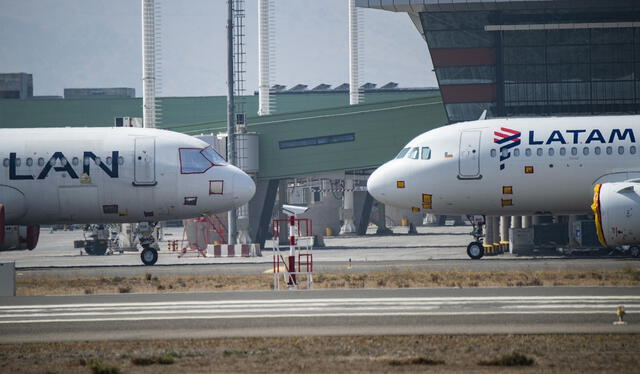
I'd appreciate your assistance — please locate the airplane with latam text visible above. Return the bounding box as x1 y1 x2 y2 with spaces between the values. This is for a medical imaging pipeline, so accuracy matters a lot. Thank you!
0 127 255 265
367 114 640 259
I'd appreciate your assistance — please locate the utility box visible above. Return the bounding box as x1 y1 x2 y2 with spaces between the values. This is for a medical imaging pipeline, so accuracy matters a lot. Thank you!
0 262 16 297
534 223 569 247
509 228 534 253
573 220 601 248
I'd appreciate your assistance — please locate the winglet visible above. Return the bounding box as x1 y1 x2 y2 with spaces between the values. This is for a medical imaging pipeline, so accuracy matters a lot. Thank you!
478 110 488 121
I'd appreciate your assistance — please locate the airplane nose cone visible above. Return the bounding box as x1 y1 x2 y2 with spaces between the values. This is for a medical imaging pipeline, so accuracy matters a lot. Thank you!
367 166 389 205
232 169 256 207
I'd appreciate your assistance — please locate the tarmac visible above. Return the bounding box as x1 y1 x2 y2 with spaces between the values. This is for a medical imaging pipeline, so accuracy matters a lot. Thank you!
1 225 637 278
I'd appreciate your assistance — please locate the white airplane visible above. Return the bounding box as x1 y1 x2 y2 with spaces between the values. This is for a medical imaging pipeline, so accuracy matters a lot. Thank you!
0 127 255 265
367 114 640 259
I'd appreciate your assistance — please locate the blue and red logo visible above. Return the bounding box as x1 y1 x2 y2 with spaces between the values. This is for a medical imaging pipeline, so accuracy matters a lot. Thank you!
494 127 521 170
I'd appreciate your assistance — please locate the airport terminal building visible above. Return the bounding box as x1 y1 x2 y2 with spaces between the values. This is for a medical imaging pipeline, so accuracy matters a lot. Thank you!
359 0 640 122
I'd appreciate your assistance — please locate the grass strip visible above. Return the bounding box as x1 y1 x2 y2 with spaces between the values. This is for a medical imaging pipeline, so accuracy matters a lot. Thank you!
16 266 640 296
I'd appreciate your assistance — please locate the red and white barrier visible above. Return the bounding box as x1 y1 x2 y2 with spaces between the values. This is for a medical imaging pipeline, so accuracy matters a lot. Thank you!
206 244 262 257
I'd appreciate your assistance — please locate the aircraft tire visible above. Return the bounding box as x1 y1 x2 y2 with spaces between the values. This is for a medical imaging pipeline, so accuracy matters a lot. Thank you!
467 241 484 260
630 246 640 258
141 247 158 266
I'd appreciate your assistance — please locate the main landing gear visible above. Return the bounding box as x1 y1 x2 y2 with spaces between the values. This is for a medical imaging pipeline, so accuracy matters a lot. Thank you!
466 215 485 260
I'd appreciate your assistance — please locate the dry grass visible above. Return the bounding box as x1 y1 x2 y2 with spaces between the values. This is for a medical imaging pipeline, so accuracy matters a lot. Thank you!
0 334 637 374
16 266 640 296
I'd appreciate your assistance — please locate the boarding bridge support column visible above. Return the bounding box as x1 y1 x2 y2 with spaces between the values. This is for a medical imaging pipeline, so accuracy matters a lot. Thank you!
500 216 509 252
340 178 356 235
522 216 532 229
491 216 500 245
484 216 496 246
356 192 374 235
500 216 509 242
253 179 279 247
511 216 521 229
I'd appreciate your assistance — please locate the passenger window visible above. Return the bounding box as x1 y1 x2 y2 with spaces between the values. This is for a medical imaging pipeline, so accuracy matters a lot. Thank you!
490 149 496 157
513 148 520 157
38 158 44 167
571 147 577 156
408 147 419 160
618 146 625 155
201 146 227 165
536 148 543 156
118 156 124 165
72 157 79 166
26 158 33 167
525 148 532 157
395 148 410 159
94 157 101 165
15 158 21 167
559 147 566 156
421 147 431 160
2 159 8 167
180 148 213 174
106 157 112 165
548 148 555 156
606 146 613 155
631 146 637 155
84 156 91 166
583 147 589 156
595 146 601 155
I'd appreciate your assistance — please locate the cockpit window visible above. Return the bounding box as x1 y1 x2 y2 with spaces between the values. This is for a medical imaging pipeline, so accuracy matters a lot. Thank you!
408 147 419 160
421 147 431 160
395 148 410 159
180 148 214 174
201 146 227 165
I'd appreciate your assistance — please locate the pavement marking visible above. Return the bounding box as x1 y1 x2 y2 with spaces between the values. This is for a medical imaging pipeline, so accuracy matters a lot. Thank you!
0 310 632 325
2 295 639 310
1 295 637 324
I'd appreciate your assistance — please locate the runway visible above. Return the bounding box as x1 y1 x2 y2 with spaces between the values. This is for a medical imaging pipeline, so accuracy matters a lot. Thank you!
1 287 638 343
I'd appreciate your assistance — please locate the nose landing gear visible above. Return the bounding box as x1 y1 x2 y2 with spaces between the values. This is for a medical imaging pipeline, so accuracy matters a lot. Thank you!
139 223 159 265
466 215 485 260
141 245 158 266
466 241 484 259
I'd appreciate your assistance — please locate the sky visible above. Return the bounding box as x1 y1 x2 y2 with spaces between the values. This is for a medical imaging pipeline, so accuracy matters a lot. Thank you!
0 0 436 97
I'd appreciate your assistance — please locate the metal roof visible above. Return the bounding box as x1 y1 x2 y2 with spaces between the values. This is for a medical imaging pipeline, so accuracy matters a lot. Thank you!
355 0 630 12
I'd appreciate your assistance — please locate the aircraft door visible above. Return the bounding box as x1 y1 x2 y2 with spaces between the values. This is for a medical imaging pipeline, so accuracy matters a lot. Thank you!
458 131 481 179
134 137 157 186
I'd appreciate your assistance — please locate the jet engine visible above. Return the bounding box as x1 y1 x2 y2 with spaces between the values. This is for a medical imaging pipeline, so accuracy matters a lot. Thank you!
0 225 40 251
592 182 640 247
